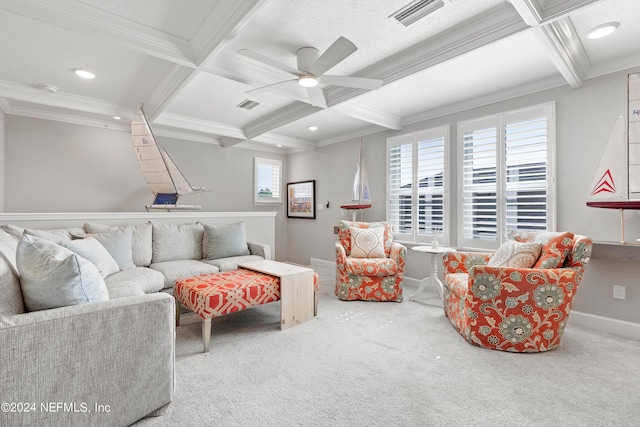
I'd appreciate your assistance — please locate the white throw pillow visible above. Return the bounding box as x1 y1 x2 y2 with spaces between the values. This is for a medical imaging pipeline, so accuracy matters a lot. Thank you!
16 234 109 312
349 226 386 258
60 237 120 278
487 240 542 268
89 228 135 270
84 222 152 267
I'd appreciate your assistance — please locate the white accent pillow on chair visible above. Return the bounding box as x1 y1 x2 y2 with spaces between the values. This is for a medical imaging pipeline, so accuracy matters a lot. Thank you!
349 226 386 258
487 240 542 268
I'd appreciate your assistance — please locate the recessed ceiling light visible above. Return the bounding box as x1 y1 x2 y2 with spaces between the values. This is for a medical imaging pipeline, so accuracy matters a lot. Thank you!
587 22 620 39
73 68 96 79
307 125 318 131
277 144 283 147
113 116 122 120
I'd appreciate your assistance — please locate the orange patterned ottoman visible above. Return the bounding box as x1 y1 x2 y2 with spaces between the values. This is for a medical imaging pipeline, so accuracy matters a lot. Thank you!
175 268 319 353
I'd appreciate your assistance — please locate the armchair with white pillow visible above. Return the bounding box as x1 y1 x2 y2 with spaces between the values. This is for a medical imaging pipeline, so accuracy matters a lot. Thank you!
442 231 592 352
335 220 406 302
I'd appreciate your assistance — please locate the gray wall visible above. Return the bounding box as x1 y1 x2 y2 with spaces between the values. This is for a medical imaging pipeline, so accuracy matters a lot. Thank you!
3 116 288 260
3 67 640 327
286 67 640 326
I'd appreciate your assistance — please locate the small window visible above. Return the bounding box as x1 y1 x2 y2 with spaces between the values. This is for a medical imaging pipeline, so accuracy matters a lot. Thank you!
254 158 282 204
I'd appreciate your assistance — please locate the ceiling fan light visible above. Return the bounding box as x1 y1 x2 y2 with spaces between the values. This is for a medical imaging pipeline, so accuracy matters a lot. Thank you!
299 74 318 88
587 22 619 39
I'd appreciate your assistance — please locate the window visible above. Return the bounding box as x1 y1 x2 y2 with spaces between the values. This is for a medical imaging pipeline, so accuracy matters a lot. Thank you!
387 126 449 244
458 103 555 249
254 158 282 204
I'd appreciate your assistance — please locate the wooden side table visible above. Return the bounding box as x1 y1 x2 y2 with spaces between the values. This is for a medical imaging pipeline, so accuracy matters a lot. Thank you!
409 245 456 305
239 260 315 329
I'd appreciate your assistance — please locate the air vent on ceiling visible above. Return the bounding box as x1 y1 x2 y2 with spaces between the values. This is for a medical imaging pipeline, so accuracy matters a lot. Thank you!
236 99 260 110
389 0 445 27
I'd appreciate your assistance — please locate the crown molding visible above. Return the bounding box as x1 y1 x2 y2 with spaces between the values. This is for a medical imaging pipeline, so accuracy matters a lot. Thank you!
316 124 386 147
510 0 599 24
402 75 568 126
143 65 197 121
2 0 196 66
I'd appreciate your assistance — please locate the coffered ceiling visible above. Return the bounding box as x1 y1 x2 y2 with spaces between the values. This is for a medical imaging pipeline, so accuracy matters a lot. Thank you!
0 0 638 153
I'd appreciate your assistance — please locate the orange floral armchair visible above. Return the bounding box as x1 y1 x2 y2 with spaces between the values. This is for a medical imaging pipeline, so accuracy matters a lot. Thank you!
335 220 406 302
442 231 592 352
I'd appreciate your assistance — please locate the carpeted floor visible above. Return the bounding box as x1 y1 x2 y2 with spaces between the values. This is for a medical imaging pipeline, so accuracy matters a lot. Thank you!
134 262 640 427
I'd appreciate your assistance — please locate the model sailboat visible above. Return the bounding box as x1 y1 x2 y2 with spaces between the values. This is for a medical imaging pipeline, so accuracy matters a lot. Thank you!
341 139 372 221
130 108 208 211
586 73 640 242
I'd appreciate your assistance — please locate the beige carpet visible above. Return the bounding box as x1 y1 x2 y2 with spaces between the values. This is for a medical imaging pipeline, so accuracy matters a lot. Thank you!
134 263 640 426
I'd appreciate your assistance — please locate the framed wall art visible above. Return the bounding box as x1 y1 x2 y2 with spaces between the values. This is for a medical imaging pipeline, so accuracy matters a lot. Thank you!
287 180 316 219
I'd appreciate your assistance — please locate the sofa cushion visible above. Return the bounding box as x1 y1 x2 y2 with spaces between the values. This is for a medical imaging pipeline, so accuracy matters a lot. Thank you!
349 225 386 258
89 228 135 271
60 236 120 278
202 222 250 260
344 257 398 277
0 229 19 274
105 280 145 299
105 267 165 294
85 222 152 267
149 260 219 288
16 234 109 311
487 240 542 268
152 222 204 263
202 254 264 272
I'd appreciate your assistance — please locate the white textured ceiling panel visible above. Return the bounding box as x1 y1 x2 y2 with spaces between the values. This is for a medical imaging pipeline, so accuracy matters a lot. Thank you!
78 0 216 40
0 10 173 108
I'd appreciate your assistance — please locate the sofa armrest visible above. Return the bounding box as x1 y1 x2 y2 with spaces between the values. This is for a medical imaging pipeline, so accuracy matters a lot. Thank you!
247 241 271 260
389 242 407 263
335 241 347 267
0 293 175 427
443 251 492 275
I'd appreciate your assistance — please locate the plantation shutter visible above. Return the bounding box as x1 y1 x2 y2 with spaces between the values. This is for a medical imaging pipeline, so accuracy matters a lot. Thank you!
417 132 445 238
387 127 448 243
254 158 282 204
388 136 414 240
460 118 498 249
458 103 554 249
504 108 549 233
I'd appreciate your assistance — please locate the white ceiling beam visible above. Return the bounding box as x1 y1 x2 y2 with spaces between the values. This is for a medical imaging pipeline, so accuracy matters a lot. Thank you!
243 103 323 140
331 102 402 131
510 0 594 89
1 0 196 66
154 112 316 151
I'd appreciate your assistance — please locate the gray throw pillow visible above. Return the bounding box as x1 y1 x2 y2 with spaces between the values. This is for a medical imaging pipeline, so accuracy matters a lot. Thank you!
151 222 204 263
16 234 109 312
203 222 250 260
89 228 135 270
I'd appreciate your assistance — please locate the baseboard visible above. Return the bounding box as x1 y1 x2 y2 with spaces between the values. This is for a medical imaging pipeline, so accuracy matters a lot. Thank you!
570 311 640 341
309 258 640 341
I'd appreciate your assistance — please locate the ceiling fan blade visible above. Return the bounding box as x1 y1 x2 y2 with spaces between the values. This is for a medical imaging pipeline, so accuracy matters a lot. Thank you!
309 36 357 76
237 49 300 76
306 87 326 108
246 79 298 95
319 75 383 90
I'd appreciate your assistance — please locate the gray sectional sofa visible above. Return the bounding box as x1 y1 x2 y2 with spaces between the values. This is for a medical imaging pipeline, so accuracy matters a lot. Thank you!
0 220 271 426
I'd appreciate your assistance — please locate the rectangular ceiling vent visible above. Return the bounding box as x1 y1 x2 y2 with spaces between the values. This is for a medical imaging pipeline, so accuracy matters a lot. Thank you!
389 0 445 27
236 99 260 110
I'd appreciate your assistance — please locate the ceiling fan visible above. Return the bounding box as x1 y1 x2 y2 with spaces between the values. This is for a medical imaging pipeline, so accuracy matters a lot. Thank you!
238 36 383 108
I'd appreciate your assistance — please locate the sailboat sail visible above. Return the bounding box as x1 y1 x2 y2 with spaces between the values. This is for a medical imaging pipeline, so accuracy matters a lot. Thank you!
352 143 371 204
131 108 205 209
586 73 640 209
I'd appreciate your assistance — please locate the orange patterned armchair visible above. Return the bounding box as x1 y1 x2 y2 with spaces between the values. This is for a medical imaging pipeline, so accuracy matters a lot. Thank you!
335 220 406 302
442 231 592 352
